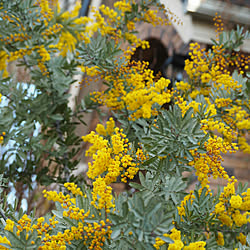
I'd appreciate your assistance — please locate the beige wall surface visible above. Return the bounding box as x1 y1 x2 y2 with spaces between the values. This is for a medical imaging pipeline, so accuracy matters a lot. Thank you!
161 0 250 52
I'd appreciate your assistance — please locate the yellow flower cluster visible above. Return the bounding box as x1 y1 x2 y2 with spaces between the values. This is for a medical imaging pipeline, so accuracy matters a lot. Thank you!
99 5 118 25
62 205 90 221
1 42 54 77
81 65 102 78
113 0 132 12
124 76 172 120
40 230 73 249
37 46 51 62
177 190 195 221
9 48 33 61
166 228 184 249
154 237 166 250
154 228 206 250
1 0 89 74
32 215 58 235
0 50 9 78
81 0 168 48
92 62 172 120
83 220 112 250
213 177 250 232
44 184 112 249
0 131 5 144
57 31 77 57
213 13 250 72
185 43 211 84
124 33 150 48
175 88 246 193
185 42 242 93
82 118 145 210
216 232 224 246
91 177 114 211
0 32 30 45
201 118 237 143
15 214 32 236
52 2 89 56
4 219 14 232
190 136 237 187
154 228 183 249
4 214 59 248
43 189 76 209
183 241 206 249
230 195 242 209
36 0 54 26
237 233 247 245
238 136 250 154
182 32 249 157
91 7 117 37
175 97 200 116
0 12 30 57
176 178 249 247
0 236 11 249
182 87 250 154
221 104 250 152
3 182 113 249
215 97 232 108
103 0 173 42
64 182 83 196
175 81 191 92
41 23 63 38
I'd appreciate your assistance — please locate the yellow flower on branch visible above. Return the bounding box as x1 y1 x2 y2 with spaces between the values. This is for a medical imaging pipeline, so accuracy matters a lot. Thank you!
183 241 206 249
82 118 145 210
0 236 11 249
216 232 224 246
4 219 14 232
0 50 9 78
230 195 242 209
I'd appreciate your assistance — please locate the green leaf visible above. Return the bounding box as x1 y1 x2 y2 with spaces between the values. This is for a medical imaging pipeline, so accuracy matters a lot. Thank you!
147 203 161 219
49 114 64 121
138 230 144 242
158 236 174 244
129 182 143 190
122 202 129 217
111 229 121 239
4 231 25 249
139 172 145 187
52 210 63 219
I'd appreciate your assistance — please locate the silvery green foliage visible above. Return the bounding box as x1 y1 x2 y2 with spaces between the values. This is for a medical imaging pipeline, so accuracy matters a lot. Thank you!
141 106 207 175
0 0 98 187
0 0 249 249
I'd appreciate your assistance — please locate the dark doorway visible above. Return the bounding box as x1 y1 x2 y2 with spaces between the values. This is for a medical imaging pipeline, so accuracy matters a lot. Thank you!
131 37 168 78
